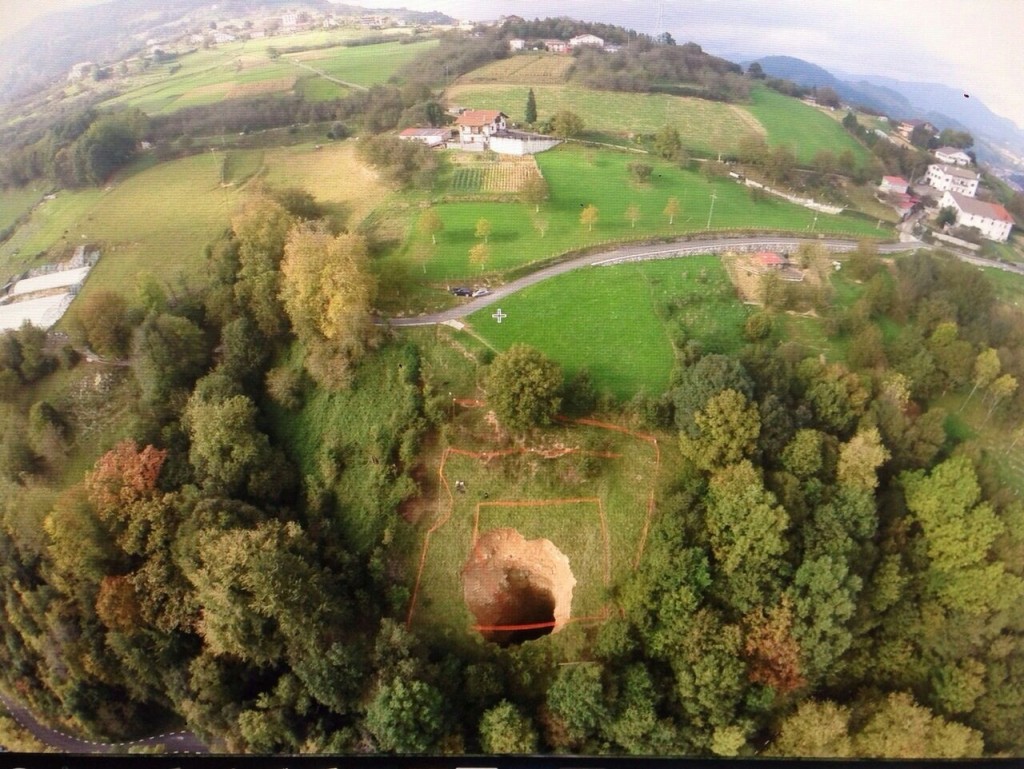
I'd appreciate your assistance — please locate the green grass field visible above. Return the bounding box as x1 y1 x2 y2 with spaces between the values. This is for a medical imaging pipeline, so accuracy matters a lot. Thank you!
285 39 439 87
384 145 886 294
102 36 436 115
0 186 46 233
445 83 763 155
743 86 870 166
409 417 659 646
461 256 747 399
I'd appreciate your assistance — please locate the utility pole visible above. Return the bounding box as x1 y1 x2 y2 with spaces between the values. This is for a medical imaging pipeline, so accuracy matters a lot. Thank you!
706 191 717 230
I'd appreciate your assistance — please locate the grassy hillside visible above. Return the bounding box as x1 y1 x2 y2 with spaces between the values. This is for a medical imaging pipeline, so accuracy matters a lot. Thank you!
743 85 870 165
464 256 746 398
101 36 438 115
445 83 763 155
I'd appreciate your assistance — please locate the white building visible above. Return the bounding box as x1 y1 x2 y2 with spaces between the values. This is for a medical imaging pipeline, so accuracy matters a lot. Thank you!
508 38 526 51
569 34 604 48
935 146 972 166
489 130 561 156
454 110 508 148
926 163 979 197
941 190 1014 242
398 127 449 147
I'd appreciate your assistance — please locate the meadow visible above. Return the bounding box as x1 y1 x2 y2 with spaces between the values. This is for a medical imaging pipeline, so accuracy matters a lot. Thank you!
445 82 763 155
383 144 887 295
101 36 437 114
457 53 575 85
744 86 870 165
461 256 746 399
0 185 46 233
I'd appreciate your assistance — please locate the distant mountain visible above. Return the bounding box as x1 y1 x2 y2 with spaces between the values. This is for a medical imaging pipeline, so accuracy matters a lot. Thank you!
749 55 1024 165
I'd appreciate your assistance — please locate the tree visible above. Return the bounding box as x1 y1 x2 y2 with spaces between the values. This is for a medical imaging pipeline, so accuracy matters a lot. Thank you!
852 692 983 758
625 203 641 228
705 461 789 612
551 110 584 138
479 701 537 753
653 125 683 161
768 700 852 757
73 290 132 358
580 204 599 232
485 344 563 432
280 224 378 390
418 209 444 245
747 62 765 79
546 664 607 748
679 389 760 471
627 161 653 184
664 196 680 225
475 217 492 244
520 175 548 212
985 373 1017 421
936 206 957 228
960 347 1000 412
837 427 890 491
469 243 490 271
938 128 973 149
789 555 861 681
131 312 210 408
366 676 444 753
232 194 296 339
743 597 805 693
525 87 537 124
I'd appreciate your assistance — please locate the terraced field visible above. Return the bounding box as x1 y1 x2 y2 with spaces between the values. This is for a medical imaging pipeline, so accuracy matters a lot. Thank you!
457 53 574 84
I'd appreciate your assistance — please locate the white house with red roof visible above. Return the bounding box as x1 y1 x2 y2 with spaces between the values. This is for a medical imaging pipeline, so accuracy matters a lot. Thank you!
454 110 508 148
927 163 979 197
941 190 1014 242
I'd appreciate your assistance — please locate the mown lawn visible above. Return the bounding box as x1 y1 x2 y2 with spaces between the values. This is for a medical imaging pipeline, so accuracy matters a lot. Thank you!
445 82 763 155
386 145 886 291
742 86 870 166
287 38 439 87
462 256 747 399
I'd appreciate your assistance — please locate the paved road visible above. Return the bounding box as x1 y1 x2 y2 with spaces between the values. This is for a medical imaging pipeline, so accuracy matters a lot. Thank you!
0 693 208 754
387 235 926 327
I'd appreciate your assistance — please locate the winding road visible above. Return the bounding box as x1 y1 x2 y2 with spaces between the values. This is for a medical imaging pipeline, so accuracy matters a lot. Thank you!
0 693 208 754
387 235 929 327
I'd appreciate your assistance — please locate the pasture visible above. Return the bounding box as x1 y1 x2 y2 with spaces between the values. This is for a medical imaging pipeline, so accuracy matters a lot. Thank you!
742 86 870 165
283 38 439 87
386 144 885 291
463 256 746 399
0 186 46 233
444 83 764 155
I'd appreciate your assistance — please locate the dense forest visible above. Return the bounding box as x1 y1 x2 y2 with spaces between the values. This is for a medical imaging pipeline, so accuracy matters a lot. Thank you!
1 200 1023 754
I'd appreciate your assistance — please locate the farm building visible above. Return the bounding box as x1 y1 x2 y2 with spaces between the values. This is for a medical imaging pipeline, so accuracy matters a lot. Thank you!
508 38 526 51
543 39 568 53
569 34 604 48
940 190 1014 242
926 164 979 197
398 127 450 147
0 247 98 331
455 110 508 149
754 251 790 270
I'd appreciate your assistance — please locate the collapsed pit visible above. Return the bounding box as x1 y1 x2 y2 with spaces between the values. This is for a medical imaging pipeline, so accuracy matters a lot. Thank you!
462 527 576 646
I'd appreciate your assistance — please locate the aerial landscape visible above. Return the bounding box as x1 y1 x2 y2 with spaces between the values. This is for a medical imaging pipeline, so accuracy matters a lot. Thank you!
2 0 1024 759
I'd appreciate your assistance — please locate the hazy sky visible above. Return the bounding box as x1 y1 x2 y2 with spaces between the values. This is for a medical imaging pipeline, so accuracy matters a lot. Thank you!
5 0 1022 127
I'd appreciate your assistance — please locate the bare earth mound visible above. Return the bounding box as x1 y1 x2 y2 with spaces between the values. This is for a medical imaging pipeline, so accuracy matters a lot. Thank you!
462 528 576 645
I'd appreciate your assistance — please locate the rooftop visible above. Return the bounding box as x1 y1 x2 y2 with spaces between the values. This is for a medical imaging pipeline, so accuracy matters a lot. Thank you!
455 110 506 127
931 164 978 180
947 191 1014 223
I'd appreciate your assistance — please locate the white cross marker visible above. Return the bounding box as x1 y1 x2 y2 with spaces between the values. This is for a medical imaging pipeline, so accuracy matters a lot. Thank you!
492 308 507 323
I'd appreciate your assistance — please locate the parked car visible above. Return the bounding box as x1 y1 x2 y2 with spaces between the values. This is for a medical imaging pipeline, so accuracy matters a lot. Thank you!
450 286 472 296
471 288 491 298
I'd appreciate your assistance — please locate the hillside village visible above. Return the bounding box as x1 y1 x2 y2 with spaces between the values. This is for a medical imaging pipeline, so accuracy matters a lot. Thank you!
1 4 1024 761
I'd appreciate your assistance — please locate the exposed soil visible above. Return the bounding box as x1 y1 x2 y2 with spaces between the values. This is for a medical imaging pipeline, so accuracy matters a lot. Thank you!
462 528 575 646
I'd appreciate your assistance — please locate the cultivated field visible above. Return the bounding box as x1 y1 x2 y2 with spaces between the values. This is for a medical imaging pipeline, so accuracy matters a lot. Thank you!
457 53 575 85
464 256 748 398
448 155 542 194
445 83 763 155
743 86 870 165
